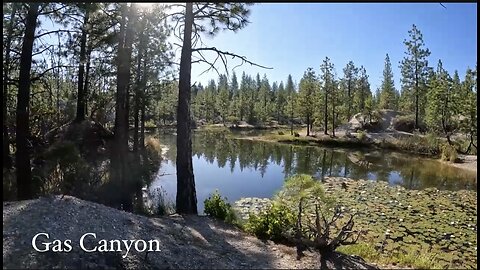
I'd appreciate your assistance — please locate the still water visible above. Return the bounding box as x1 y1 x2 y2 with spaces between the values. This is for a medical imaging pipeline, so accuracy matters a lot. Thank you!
149 130 477 213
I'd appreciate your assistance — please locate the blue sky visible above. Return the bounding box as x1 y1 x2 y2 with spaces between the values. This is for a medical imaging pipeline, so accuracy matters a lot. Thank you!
189 3 477 91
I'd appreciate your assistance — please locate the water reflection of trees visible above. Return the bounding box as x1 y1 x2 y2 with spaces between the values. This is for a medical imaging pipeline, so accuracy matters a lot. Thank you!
160 131 476 191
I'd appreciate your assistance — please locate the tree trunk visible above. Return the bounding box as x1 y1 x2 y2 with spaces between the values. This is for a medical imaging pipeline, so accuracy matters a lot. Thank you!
306 114 310 136
75 6 90 123
290 99 294 135
133 84 140 153
16 3 39 200
139 46 148 151
347 79 351 121
332 100 336 137
3 4 17 169
140 100 145 150
84 43 92 116
133 20 146 152
414 62 419 130
176 2 198 214
112 4 135 210
56 35 62 123
324 90 328 135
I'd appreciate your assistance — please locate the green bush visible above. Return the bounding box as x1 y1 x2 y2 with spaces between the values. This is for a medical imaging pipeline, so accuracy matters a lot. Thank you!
357 130 367 141
204 190 237 224
394 133 441 156
243 201 296 241
441 143 458 163
244 174 334 242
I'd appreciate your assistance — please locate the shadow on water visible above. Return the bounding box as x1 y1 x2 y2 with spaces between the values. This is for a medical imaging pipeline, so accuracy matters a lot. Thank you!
3 135 162 216
151 130 477 213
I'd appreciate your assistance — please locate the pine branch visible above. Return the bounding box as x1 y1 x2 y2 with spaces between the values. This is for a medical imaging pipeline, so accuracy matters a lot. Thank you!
192 47 272 76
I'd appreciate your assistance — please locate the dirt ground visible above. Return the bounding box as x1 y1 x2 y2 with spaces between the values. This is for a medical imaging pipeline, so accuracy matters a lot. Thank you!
3 196 384 269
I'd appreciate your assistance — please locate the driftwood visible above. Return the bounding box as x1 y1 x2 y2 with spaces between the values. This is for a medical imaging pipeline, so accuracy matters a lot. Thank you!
283 198 364 269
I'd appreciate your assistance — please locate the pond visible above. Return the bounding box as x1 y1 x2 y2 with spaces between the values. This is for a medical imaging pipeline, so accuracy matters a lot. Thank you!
149 130 477 214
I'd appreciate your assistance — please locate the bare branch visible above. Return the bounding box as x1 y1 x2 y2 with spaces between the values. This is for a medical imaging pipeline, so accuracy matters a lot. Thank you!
192 47 272 75
31 65 76 82
192 3 209 16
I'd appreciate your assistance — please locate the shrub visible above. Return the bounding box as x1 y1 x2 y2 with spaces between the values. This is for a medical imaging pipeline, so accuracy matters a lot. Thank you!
38 140 90 195
147 187 175 216
393 133 441 156
393 115 414 132
425 132 440 149
356 130 367 141
244 175 335 242
243 201 296 241
204 190 237 224
145 136 162 155
441 144 458 163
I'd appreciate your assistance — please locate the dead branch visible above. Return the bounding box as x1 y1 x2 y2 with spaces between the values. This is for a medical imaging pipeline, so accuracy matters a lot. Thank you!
192 47 272 76
285 199 362 260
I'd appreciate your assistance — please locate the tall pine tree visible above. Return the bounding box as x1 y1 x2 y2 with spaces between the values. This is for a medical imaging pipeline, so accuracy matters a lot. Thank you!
399 24 431 129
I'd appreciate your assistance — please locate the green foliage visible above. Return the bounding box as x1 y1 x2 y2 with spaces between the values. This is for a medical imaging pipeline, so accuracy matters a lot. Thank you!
393 114 426 133
156 81 178 125
152 188 175 216
35 140 90 196
440 143 458 163
244 175 335 242
243 201 296 241
357 130 367 141
388 133 440 156
337 243 379 261
354 66 371 114
297 67 318 129
378 54 399 110
341 61 358 120
338 243 442 269
204 190 238 224
425 60 456 134
399 24 431 125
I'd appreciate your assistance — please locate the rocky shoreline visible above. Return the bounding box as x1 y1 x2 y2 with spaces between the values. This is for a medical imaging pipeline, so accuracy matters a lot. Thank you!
233 177 477 269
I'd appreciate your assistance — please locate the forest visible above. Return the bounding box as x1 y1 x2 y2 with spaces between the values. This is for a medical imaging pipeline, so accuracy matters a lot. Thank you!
2 3 478 270
2 3 477 209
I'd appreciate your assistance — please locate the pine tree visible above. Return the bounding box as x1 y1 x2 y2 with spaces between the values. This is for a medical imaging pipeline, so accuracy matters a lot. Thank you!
320 57 334 135
216 74 229 124
458 66 477 153
284 74 296 134
275 81 286 123
297 68 318 136
174 3 254 214
379 53 398 110
399 24 431 129
426 60 454 142
354 65 371 114
254 74 272 124
15 3 40 199
341 61 358 120
330 78 340 136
